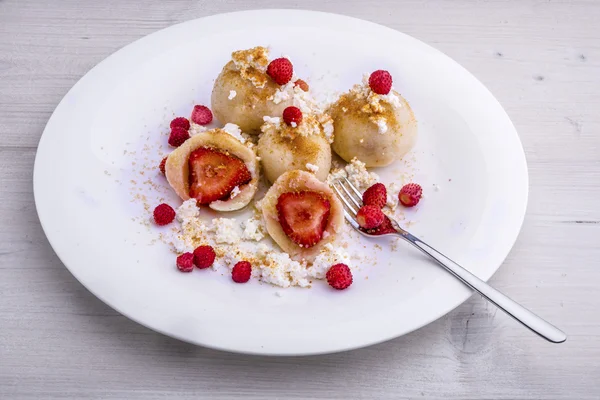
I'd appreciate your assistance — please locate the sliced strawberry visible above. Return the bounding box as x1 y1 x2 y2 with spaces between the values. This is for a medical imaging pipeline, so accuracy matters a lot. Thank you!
276 191 330 248
188 147 251 204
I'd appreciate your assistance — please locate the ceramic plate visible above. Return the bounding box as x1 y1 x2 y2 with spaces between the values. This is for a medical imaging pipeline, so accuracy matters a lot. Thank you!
34 10 527 355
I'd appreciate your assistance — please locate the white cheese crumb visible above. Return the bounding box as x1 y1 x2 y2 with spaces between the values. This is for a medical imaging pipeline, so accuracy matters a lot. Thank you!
176 199 200 222
291 122 297 128
261 252 310 288
271 82 294 104
228 90 237 100
222 123 246 144
208 218 242 244
328 157 379 191
241 217 265 241
263 116 281 124
305 163 319 173
189 122 208 136
308 243 352 279
230 186 241 199
375 117 388 134
386 182 401 210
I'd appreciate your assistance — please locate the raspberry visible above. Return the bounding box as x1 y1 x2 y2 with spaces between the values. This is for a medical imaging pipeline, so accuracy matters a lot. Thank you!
191 105 213 125
362 183 387 209
398 183 422 207
267 58 293 85
176 253 194 272
356 205 385 229
170 117 190 130
193 245 216 269
294 79 309 91
232 261 252 283
282 106 302 126
168 127 190 147
326 263 353 290
153 203 175 226
368 70 393 95
159 157 167 175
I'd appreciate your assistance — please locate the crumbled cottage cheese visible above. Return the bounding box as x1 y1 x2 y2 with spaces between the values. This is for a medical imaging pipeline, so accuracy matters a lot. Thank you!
374 117 388 134
189 122 208 136
208 218 242 245
307 243 352 279
263 115 281 125
176 199 200 222
386 182 401 210
327 157 379 191
260 252 310 288
241 216 265 241
305 163 319 173
228 90 237 100
270 81 294 104
222 123 246 144
231 46 269 88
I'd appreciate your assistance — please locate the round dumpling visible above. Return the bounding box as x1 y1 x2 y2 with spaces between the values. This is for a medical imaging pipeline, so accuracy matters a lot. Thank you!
330 83 417 167
165 129 259 211
261 170 344 262
257 113 333 183
211 47 294 134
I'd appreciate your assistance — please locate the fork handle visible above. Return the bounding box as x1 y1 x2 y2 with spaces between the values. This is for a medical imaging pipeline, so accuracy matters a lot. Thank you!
397 231 567 343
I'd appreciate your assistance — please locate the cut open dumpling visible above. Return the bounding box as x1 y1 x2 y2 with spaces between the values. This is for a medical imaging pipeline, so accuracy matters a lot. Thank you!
165 129 259 211
262 170 344 261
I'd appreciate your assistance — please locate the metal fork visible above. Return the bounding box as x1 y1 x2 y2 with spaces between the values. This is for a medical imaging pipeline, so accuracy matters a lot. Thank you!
332 177 567 343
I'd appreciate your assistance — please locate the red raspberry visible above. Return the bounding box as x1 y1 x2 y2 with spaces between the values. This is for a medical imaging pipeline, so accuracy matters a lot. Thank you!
267 58 293 85
168 127 190 147
176 253 194 272
294 79 309 91
368 70 393 95
282 106 303 126
399 183 422 207
170 117 190 130
159 157 167 175
356 205 385 229
191 105 213 125
232 261 252 283
326 263 353 290
153 203 175 226
362 183 387 209
193 245 216 269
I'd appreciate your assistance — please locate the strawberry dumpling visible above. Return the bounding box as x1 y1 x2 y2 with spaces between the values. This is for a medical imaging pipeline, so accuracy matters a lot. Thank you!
329 70 417 167
211 46 296 134
165 129 260 211
261 170 344 261
257 106 333 184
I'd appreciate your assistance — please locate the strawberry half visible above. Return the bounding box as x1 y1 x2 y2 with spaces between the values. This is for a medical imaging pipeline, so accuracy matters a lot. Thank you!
188 147 251 204
276 191 331 248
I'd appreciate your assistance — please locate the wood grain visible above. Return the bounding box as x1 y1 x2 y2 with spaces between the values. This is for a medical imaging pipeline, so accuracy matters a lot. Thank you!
1 0 599 399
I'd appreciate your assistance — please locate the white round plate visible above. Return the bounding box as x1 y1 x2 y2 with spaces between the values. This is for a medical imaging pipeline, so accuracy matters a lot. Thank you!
34 10 527 355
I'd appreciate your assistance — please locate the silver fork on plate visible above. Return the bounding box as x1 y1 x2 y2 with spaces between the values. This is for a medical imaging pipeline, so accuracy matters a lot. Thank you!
332 177 567 343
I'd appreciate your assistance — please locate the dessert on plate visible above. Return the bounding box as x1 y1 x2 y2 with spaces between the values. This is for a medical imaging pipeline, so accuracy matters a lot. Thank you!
329 70 418 167
257 106 333 183
212 46 307 134
165 128 259 211
261 170 344 261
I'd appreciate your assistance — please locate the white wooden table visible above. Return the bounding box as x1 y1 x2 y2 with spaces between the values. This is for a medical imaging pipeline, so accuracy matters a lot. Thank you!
1 1 599 398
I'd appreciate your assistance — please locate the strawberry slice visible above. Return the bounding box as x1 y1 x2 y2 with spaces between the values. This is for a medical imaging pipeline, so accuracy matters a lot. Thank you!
188 147 251 204
276 191 330 248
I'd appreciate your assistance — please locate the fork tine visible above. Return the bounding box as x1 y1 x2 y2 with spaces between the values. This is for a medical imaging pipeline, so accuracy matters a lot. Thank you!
343 209 360 229
332 182 358 215
338 181 362 210
342 176 364 201
332 182 361 228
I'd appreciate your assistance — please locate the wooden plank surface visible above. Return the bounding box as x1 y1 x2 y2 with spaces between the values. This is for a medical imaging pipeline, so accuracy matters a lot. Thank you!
1 0 599 398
